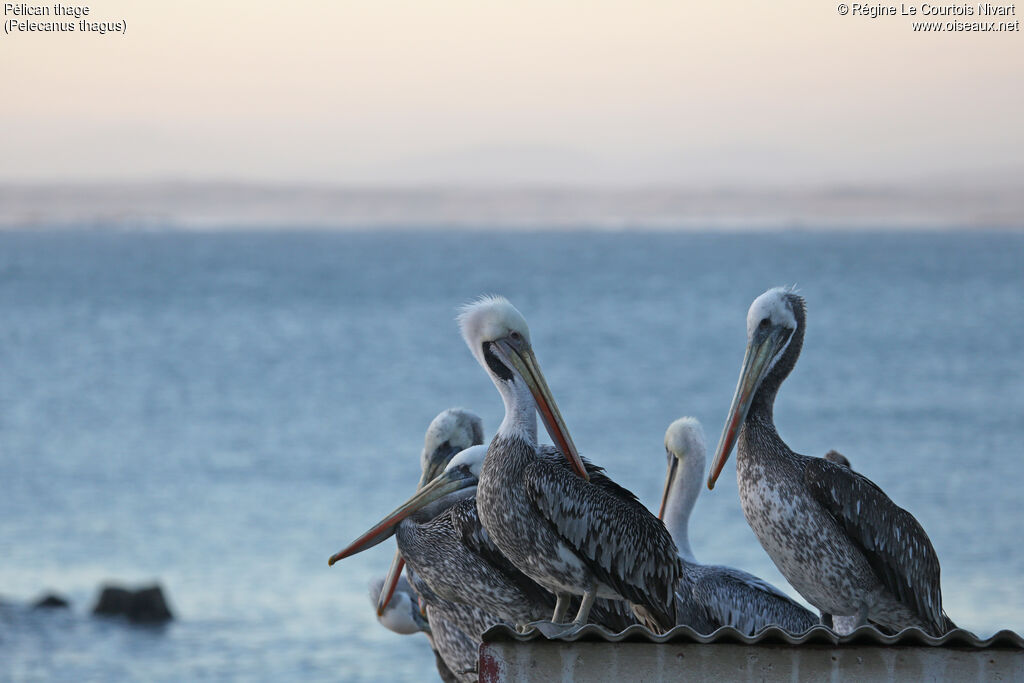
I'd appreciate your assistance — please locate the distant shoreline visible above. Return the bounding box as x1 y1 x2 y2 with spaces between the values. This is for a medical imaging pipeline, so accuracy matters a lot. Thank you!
1 182 1022 231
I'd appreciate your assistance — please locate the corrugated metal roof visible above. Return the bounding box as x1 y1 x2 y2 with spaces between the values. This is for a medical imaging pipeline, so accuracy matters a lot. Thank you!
483 623 1024 649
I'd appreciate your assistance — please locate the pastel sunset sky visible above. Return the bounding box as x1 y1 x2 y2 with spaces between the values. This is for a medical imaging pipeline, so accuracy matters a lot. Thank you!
2 1 1021 185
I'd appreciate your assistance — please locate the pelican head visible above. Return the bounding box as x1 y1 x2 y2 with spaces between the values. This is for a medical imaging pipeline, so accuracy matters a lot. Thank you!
708 287 806 489
457 295 588 480
373 408 485 616
328 445 488 567
420 408 485 488
660 418 706 517
369 575 430 635
659 417 705 562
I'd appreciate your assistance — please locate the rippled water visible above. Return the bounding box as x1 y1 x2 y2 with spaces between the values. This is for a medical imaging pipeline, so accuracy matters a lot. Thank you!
0 229 1021 681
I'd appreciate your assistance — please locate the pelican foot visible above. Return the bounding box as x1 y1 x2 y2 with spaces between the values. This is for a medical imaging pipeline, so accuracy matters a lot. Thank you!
533 620 586 639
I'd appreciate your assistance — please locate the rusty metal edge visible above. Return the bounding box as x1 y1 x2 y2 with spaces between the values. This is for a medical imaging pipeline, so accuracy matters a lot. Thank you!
482 623 1024 649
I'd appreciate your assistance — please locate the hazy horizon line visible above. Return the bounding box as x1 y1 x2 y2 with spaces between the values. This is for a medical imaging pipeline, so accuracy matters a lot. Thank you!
1 180 1021 231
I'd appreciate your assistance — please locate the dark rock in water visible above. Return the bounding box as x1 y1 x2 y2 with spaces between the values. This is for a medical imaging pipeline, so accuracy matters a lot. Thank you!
94 586 132 616
33 593 70 609
129 586 173 623
93 584 173 623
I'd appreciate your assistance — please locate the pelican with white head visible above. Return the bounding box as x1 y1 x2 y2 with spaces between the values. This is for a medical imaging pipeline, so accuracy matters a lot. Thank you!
709 287 804 489
659 417 817 634
706 287 955 636
457 295 588 480
327 408 484 616
459 295 682 632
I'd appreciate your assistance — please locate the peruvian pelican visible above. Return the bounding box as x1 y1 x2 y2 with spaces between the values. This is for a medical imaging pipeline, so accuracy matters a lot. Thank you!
332 445 553 627
707 287 955 636
659 417 818 635
335 444 638 632
338 408 494 682
458 296 682 631
371 408 485 616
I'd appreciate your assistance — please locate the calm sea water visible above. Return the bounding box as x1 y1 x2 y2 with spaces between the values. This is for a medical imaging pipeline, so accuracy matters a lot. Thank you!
0 229 1022 681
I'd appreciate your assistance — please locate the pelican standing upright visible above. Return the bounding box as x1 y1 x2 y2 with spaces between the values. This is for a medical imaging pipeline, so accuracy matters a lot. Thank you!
708 287 955 636
458 296 682 632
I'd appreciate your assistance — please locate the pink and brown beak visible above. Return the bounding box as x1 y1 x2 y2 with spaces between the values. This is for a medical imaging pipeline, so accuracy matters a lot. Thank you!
493 339 589 481
375 550 406 616
328 465 477 566
368 447 471 613
708 325 790 489
375 468 451 614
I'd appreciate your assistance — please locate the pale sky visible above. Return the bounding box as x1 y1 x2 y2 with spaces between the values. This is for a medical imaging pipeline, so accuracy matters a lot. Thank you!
1 1 1021 186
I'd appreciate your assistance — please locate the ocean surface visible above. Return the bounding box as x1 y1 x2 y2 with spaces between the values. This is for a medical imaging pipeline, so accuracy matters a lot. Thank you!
0 229 1022 681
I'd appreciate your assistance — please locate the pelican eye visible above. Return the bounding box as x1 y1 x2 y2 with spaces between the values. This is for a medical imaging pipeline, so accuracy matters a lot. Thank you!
482 342 514 382
758 318 771 330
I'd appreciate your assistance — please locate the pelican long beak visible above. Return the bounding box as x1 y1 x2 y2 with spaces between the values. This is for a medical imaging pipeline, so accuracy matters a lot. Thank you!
708 327 790 489
494 340 589 481
328 467 477 566
373 453 457 615
658 456 679 519
376 551 407 616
